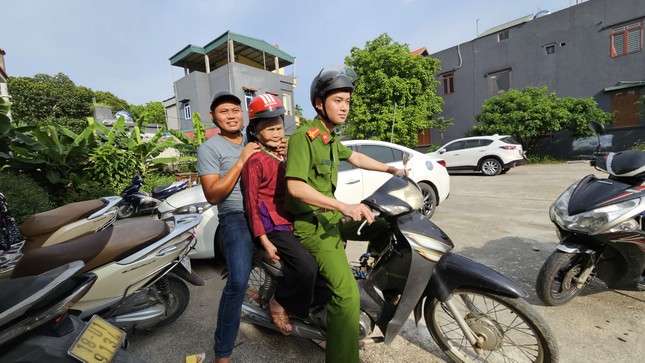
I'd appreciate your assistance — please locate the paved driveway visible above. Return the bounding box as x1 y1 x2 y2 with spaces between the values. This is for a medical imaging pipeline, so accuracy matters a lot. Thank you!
128 163 644 362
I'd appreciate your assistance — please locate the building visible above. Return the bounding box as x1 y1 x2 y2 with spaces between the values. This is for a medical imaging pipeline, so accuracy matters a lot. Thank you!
0 49 10 105
429 0 644 156
167 31 296 137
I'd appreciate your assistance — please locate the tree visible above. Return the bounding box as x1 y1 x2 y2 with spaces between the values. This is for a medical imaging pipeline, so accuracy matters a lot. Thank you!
345 34 443 147
473 86 612 153
129 101 166 127
8 73 94 123
93 90 129 112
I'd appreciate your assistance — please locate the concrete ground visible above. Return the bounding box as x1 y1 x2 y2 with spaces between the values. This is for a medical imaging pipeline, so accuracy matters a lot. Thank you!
127 163 644 362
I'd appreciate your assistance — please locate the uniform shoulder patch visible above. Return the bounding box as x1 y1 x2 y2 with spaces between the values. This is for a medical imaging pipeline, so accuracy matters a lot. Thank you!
306 127 320 140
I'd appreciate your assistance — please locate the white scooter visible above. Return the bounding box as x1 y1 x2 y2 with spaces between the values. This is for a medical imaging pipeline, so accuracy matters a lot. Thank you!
10 213 203 332
0 196 121 278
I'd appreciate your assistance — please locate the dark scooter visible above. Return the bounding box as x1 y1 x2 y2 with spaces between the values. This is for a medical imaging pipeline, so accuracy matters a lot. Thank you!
0 261 143 362
536 121 645 305
238 175 558 362
117 175 189 219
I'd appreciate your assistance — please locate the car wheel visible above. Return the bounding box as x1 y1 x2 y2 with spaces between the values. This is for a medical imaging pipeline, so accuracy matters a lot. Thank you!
419 182 437 219
480 158 502 176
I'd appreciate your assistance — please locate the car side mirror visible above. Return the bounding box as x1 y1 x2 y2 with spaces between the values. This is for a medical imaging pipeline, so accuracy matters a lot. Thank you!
402 152 412 167
438 148 446 154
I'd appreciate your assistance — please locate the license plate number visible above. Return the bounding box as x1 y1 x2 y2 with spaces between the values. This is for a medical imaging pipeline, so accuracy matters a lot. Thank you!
68 315 125 363
180 255 192 273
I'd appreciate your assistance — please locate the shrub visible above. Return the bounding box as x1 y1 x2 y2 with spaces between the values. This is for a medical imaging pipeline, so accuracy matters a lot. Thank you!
0 172 54 224
139 172 178 194
526 154 562 164
632 142 645 152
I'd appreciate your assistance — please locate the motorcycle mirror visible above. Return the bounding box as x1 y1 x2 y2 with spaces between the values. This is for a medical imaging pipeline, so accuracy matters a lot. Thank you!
587 120 605 135
587 120 605 154
402 152 411 167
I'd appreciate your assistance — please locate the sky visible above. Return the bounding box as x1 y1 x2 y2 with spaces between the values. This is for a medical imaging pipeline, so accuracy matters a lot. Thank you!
2 0 580 119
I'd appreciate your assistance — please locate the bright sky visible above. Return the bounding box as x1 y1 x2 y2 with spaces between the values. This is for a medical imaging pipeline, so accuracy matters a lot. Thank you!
3 0 577 118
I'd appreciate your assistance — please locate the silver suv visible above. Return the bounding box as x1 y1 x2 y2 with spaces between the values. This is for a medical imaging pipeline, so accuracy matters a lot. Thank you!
431 135 525 176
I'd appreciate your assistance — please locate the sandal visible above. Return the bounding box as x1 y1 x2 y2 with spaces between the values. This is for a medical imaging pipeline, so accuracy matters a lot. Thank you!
269 297 292 335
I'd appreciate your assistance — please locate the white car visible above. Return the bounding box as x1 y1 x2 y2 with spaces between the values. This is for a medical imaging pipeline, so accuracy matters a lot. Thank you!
430 135 526 176
159 140 450 260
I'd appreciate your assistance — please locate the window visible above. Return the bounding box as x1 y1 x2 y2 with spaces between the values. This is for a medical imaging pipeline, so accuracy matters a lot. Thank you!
442 73 455 95
445 140 465 152
183 102 191 120
498 30 509 42
243 88 257 107
359 145 401 164
611 21 642 57
464 139 482 149
489 69 511 95
545 44 555 55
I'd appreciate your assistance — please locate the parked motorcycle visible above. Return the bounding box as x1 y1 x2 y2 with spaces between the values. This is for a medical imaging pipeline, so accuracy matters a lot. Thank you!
239 175 558 362
0 196 121 278
117 175 190 219
536 121 645 306
10 213 203 332
0 260 142 362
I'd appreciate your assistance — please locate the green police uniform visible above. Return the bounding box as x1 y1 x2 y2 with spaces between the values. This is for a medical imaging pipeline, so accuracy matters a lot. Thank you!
285 118 386 363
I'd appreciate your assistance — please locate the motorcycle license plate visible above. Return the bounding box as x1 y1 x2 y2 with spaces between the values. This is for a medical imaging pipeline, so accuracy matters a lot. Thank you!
68 315 125 363
180 255 192 273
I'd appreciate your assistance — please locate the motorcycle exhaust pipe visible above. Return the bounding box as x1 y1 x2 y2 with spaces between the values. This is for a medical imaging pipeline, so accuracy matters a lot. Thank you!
241 304 325 341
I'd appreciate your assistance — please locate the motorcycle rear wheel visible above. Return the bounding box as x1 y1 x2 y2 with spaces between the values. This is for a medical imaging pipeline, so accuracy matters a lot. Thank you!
154 274 190 328
245 265 275 309
536 251 590 306
425 289 558 363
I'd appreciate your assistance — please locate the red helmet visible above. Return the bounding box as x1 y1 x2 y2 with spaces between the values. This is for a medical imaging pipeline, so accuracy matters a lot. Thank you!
248 94 285 121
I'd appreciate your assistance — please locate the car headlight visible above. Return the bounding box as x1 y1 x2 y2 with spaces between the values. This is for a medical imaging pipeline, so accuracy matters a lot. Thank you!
555 197 641 234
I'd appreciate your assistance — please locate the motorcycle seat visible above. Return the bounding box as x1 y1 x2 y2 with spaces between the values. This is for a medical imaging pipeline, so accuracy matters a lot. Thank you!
606 151 645 178
152 180 187 195
20 199 107 239
11 220 170 278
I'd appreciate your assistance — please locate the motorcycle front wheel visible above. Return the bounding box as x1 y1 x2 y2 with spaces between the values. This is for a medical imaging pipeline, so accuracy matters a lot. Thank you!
117 203 135 219
425 289 558 363
536 251 591 306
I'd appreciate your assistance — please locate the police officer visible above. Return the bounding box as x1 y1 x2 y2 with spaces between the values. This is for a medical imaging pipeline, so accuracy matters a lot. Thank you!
285 67 405 363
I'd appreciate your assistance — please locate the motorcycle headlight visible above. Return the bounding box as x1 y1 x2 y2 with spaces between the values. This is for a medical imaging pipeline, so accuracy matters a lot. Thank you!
557 197 641 234
380 183 424 215
550 181 579 226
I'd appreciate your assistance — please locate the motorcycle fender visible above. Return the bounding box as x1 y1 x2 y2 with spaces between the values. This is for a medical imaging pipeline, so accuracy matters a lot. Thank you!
427 252 528 301
555 237 596 254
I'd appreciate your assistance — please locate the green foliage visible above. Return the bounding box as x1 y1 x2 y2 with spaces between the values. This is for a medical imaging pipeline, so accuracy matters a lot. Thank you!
93 91 129 112
2 120 96 186
525 154 562 164
129 101 166 127
139 172 177 194
7 73 94 123
85 143 137 191
633 142 645 151
91 115 178 177
166 112 206 172
345 33 443 147
473 86 612 153
0 172 54 224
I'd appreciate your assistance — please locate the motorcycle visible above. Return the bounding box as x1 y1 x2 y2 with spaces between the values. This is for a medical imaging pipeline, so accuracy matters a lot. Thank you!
0 196 121 278
240 175 559 362
0 261 142 362
10 213 204 332
536 121 645 305
117 175 190 219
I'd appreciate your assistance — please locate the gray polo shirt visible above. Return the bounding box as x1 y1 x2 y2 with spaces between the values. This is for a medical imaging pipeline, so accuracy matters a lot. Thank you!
196 134 244 216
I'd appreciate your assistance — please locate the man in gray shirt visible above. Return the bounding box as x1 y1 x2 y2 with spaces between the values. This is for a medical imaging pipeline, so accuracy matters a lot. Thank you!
197 91 260 363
